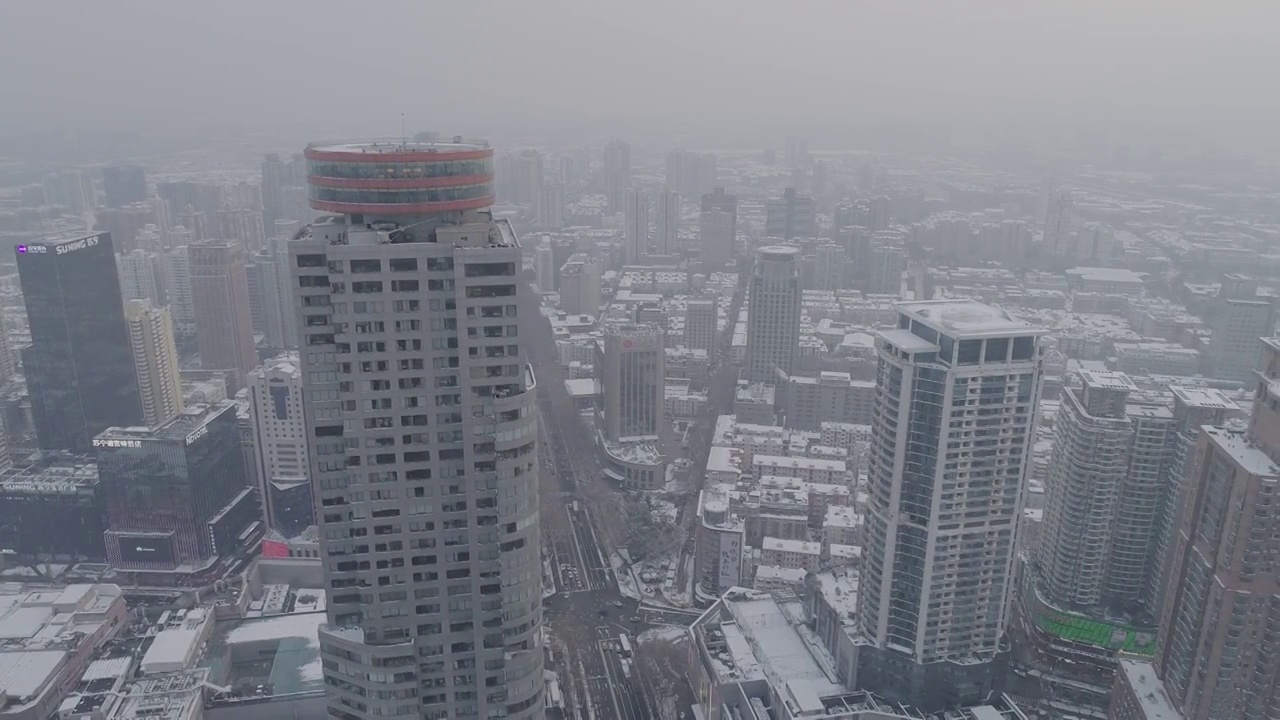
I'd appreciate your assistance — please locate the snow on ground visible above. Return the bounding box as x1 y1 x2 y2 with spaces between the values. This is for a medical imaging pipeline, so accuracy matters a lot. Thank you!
638 625 688 644
0 566 37 577
611 551 643 602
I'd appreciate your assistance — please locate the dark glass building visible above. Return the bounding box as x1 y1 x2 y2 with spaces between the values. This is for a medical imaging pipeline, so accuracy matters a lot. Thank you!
17 232 143 452
96 401 257 572
0 461 105 561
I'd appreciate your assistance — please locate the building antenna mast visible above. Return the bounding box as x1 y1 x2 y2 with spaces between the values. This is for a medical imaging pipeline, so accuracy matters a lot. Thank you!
400 113 407 150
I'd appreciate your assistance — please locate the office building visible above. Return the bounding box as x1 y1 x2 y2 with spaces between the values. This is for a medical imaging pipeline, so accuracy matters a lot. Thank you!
654 189 681 256
291 139 543 720
96 402 257 573
17 232 143 452
868 244 907 295
159 245 196 335
116 248 164 306
780 371 875 430
1148 337 1280 719
247 249 295 351
42 169 96 214
745 246 802 383
856 300 1045 709
1204 276 1275 382
248 354 312 538
124 299 185 429
603 137 631 214
559 253 602 316
699 187 738 269
684 298 717 359
0 462 105 560
1036 371 1176 616
692 490 743 605
765 187 817 239
102 164 148 208
190 241 257 391
597 324 665 441
625 187 650 263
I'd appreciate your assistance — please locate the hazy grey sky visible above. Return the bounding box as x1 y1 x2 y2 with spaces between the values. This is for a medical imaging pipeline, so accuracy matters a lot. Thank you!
2 1 1275 149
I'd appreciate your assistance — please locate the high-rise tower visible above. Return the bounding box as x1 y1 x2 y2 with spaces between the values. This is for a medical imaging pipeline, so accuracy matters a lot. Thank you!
1143 337 1280 719
124 299 185 429
190 240 257 391
291 139 543 720
744 246 802 384
856 300 1045 709
17 232 143 451
248 353 311 537
654 189 681 256
699 187 738 269
624 187 650 264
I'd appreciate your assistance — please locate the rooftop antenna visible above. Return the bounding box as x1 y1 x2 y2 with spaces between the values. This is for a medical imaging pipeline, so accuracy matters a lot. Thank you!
400 113 407 150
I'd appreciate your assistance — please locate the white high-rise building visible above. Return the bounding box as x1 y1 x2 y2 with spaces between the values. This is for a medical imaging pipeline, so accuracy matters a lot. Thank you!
603 137 631 215
654 189 681 256
624 187 650 264
559 254 601 317
116 249 164 306
855 300 1045 709
1036 371 1180 618
124 299 184 429
291 139 543 720
247 353 312 537
159 245 195 335
744 246 802 383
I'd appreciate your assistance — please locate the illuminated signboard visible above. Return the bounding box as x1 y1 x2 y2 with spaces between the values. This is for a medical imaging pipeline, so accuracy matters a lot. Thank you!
92 438 142 449
17 244 47 254
185 426 208 446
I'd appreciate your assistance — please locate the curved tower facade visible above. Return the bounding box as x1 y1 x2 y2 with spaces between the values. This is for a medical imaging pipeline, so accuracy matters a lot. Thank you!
290 139 543 720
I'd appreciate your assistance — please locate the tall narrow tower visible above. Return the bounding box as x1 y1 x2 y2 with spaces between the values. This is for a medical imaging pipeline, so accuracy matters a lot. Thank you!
124 299 185 429
744 246 802 384
292 138 543 720
856 300 1045 710
190 240 257 391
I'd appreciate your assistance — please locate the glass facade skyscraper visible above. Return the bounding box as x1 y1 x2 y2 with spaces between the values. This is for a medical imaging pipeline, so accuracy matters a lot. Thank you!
17 231 143 452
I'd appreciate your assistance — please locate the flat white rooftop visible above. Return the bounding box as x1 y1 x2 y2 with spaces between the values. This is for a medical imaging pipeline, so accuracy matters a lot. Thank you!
1079 370 1138 391
1117 659 1182 719
898 300 1043 338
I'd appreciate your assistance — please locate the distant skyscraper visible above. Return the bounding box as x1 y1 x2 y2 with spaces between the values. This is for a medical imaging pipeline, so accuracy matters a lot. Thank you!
1147 337 1280 719
744 246 802 383
246 249 296 351
189 241 257 391
102 164 147 208
261 153 288 229
291 138 543 720
535 241 556 292
654 189 681 256
124 299 185 429
699 187 738 269
1204 274 1275 382
784 134 809 168
18 232 143 452
248 353 311 537
42 170 95 214
764 187 817 239
867 243 907 295
684 299 717 360
813 242 846 291
97 402 256 572
665 149 717 200
538 181 565 228
159 246 196 335
559 254 602 316
856 300 1045 709
597 324 665 441
116 248 164 306
603 137 631 215
625 187 650 263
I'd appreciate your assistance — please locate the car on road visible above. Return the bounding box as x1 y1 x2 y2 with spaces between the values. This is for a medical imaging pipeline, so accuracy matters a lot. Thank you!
611 600 624 608
629 616 642 623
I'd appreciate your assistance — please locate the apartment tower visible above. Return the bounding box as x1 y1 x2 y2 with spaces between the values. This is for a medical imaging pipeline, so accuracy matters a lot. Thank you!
291 138 543 720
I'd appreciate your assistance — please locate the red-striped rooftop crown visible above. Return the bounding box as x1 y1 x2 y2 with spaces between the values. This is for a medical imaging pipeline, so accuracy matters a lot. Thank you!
305 139 494 216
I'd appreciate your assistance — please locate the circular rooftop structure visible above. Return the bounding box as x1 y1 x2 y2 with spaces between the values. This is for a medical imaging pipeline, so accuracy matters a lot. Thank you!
305 139 494 216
